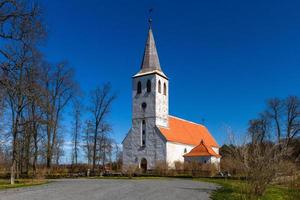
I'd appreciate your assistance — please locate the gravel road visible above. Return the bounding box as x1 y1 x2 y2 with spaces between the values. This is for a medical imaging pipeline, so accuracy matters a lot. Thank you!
0 178 218 200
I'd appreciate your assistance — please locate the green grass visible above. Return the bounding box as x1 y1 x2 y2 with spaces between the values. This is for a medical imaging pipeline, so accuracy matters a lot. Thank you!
0 179 48 190
195 178 300 200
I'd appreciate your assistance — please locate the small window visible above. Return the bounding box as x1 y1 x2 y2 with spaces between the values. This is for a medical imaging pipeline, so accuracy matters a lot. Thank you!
158 80 161 93
184 148 187 153
163 83 167 95
147 80 151 93
141 102 147 110
142 120 146 147
137 81 142 94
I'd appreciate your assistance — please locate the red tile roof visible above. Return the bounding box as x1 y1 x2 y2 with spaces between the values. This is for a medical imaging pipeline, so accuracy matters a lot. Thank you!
183 140 221 158
158 116 219 147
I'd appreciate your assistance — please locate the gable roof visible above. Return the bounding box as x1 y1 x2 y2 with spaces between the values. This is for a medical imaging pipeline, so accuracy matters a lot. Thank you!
183 140 221 158
158 116 219 147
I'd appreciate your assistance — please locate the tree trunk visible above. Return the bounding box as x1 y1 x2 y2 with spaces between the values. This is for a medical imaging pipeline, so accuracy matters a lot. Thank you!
46 118 52 170
10 111 20 184
102 137 106 171
10 160 16 185
92 124 98 172
33 126 38 176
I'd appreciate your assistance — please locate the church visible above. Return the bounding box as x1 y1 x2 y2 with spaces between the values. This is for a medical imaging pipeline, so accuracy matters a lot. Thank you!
122 22 221 171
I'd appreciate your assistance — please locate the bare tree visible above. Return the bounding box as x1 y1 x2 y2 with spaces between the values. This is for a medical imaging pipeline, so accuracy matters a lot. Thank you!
267 98 283 143
0 87 4 131
0 0 119 182
41 63 76 169
248 113 270 144
98 123 112 170
284 96 300 146
83 120 93 165
113 142 122 171
0 0 44 184
88 83 115 172
266 96 300 148
71 99 82 165
0 0 45 41
53 132 64 165
221 96 300 197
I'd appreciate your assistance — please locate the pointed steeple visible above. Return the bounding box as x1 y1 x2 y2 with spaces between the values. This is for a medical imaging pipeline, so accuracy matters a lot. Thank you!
134 19 167 78
140 27 161 72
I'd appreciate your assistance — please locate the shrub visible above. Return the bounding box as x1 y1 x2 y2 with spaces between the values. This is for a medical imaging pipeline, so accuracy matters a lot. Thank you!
153 161 169 176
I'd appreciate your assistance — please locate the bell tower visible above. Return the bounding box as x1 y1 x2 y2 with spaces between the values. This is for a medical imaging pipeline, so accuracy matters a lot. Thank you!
132 20 169 144
122 17 170 170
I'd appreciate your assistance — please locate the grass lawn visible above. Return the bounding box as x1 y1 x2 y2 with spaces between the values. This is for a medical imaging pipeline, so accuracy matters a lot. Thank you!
195 178 300 200
0 179 48 190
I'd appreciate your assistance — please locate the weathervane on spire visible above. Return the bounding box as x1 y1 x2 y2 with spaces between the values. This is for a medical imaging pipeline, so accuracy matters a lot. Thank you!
148 8 153 28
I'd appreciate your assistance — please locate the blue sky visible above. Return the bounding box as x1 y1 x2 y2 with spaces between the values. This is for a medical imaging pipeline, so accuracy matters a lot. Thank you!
40 0 300 151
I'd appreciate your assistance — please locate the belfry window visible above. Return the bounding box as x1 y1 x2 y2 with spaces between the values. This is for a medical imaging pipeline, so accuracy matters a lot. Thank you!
158 80 161 93
137 81 142 94
147 80 151 93
163 83 167 95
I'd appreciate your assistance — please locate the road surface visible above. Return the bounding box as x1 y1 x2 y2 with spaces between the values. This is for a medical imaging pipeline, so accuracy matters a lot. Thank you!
0 178 218 200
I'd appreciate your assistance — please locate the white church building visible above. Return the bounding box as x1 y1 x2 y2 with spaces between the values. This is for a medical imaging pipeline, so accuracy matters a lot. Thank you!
122 22 220 171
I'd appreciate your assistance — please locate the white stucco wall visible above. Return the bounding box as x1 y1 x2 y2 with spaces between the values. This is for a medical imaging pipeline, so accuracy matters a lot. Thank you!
132 74 168 128
211 147 219 154
155 75 168 128
122 127 166 170
123 72 170 171
210 156 221 164
166 142 194 167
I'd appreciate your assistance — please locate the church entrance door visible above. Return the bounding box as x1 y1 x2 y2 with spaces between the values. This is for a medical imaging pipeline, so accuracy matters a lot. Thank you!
140 158 147 172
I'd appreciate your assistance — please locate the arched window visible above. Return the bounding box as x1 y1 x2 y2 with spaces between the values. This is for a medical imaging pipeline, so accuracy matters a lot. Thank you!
163 83 167 95
184 148 187 153
158 80 161 93
137 81 142 94
147 80 151 93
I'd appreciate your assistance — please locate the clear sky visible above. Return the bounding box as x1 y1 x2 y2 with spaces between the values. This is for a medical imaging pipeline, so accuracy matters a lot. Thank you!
40 0 300 149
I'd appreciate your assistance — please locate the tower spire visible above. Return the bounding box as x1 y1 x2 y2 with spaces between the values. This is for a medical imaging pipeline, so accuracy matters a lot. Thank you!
140 26 161 72
133 10 167 78
137 11 165 76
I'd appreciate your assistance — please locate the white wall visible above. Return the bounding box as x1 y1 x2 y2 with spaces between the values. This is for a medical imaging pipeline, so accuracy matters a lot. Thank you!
128 73 169 170
210 156 221 164
211 147 221 166
155 74 169 128
166 142 194 167
122 128 166 170
211 147 219 155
